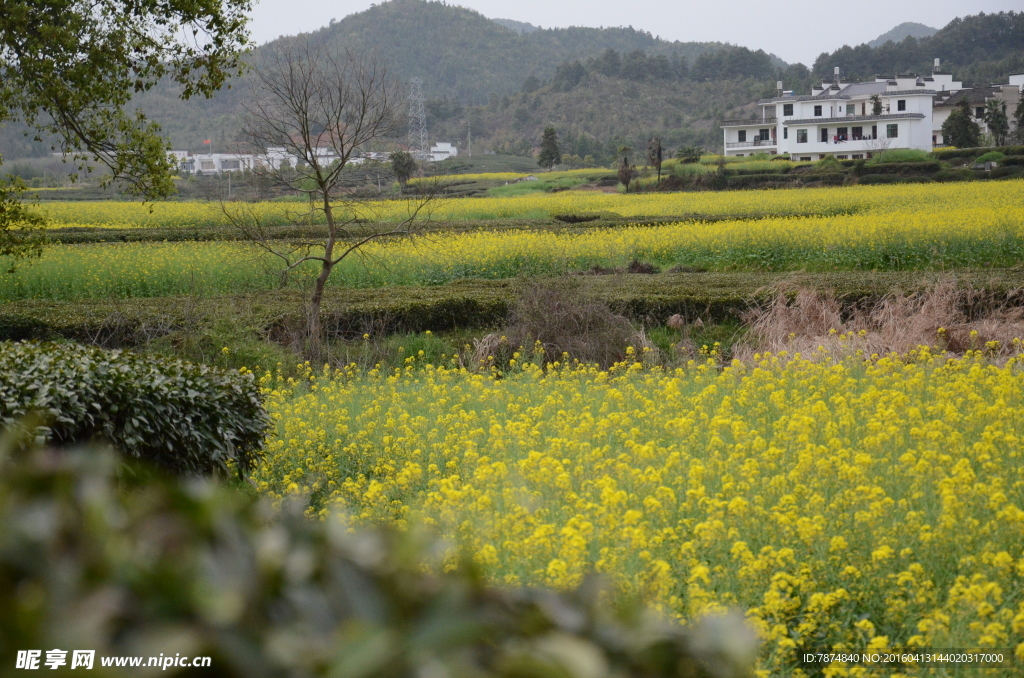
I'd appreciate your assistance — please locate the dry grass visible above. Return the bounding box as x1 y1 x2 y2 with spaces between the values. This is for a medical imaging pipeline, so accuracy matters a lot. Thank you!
471 279 655 369
736 281 1024 361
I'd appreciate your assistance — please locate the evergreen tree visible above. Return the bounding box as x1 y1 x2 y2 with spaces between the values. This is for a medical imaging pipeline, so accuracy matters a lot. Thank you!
390 151 418 189
1012 88 1024 143
870 94 883 116
984 99 1009 146
616 146 635 191
647 137 663 181
942 99 982 148
537 127 562 169
676 145 703 164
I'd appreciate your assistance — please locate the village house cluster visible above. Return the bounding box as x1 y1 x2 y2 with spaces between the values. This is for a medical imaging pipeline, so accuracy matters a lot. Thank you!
169 142 458 175
721 59 1023 159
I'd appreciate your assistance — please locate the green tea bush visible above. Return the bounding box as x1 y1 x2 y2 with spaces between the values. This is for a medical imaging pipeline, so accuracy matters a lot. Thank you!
0 341 268 475
976 151 1006 163
933 169 980 182
1000 156 1024 166
0 444 757 678
857 174 933 185
932 145 1024 162
870 148 932 163
863 161 942 175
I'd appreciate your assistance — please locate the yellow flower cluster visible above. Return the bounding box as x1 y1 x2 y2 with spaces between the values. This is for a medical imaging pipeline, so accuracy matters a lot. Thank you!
256 351 1024 676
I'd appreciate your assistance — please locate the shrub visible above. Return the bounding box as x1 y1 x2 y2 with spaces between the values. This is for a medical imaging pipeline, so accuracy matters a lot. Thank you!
552 212 601 223
976 151 1006 163
473 279 653 368
0 341 268 476
933 169 980 182
861 161 941 175
857 174 933 185
0 443 756 677
871 148 932 163
999 155 1024 166
989 166 1024 179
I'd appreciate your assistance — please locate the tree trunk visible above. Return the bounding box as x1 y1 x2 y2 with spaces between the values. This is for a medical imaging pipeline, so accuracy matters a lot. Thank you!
306 192 336 360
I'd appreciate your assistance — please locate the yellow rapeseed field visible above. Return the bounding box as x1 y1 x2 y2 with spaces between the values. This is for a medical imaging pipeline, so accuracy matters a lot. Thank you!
255 350 1024 677
10 186 1024 299
36 180 1024 229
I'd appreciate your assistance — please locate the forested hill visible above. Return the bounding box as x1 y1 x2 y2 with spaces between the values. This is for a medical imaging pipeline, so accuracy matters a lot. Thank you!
867 22 937 48
300 0 752 104
813 12 1024 85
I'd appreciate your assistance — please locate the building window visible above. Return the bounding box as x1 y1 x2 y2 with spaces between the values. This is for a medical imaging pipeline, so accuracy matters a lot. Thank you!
738 130 746 142
837 155 848 159
799 156 812 161
872 125 877 139
821 128 828 142
837 127 848 140
886 123 898 138
783 103 793 116
797 129 808 143
846 104 856 115
736 154 744 157
783 127 788 139
221 159 240 170
852 126 863 139
976 106 985 119
852 154 864 159
814 105 822 116
759 128 770 141
897 99 906 111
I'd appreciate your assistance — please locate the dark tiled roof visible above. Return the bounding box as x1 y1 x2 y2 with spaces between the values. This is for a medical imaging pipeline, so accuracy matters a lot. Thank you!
758 88 936 105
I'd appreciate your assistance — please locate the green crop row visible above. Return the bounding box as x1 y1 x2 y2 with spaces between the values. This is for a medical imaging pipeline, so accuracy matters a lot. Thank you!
5 271 1023 346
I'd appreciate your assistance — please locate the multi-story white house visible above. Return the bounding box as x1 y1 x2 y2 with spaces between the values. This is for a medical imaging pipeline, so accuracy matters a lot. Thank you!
429 142 458 161
722 61 1023 158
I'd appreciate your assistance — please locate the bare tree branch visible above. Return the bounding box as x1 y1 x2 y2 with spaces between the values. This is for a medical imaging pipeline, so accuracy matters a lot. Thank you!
221 36 441 359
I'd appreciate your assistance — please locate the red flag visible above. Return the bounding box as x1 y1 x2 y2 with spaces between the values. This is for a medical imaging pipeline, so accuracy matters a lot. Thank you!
203 139 211 144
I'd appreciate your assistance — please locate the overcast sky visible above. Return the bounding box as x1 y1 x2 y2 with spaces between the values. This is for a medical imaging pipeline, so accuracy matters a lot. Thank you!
247 0 1021 65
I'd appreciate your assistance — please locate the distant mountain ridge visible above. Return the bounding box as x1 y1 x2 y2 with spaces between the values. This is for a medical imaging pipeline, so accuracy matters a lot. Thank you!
492 18 539 34
814 11 1024 84
300 0 738 105
868 22 938 48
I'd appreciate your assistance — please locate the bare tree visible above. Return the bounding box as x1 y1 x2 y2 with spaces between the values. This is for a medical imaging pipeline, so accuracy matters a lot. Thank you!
225 38 435 355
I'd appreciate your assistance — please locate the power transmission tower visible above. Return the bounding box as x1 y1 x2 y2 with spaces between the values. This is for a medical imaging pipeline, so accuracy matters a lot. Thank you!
407 77 429 160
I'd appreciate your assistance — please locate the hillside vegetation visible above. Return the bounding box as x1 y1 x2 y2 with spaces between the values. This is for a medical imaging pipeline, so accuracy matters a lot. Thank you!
814 11 1024 84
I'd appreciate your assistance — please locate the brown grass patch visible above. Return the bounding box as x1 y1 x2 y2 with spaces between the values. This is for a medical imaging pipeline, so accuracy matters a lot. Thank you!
735 282 1024 361
470 279 655 369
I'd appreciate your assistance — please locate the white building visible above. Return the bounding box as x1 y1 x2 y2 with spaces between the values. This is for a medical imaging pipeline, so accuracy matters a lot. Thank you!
722 62 1023 158
429 142 458 162
932 71 1022 146
171 151 258 174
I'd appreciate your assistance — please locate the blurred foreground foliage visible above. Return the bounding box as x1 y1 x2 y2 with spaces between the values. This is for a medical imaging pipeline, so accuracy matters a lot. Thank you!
0 443 756 677
0 341 268 476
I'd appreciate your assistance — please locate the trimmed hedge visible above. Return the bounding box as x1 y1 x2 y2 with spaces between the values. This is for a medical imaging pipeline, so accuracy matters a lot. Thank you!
857 174 934 185
931 145 1024 162
0 342 268 476
7 272 1024 346
0 444 756 677
864 161 941 175
934 169 980 182
1000 156 1024 166
990 166 1024 179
